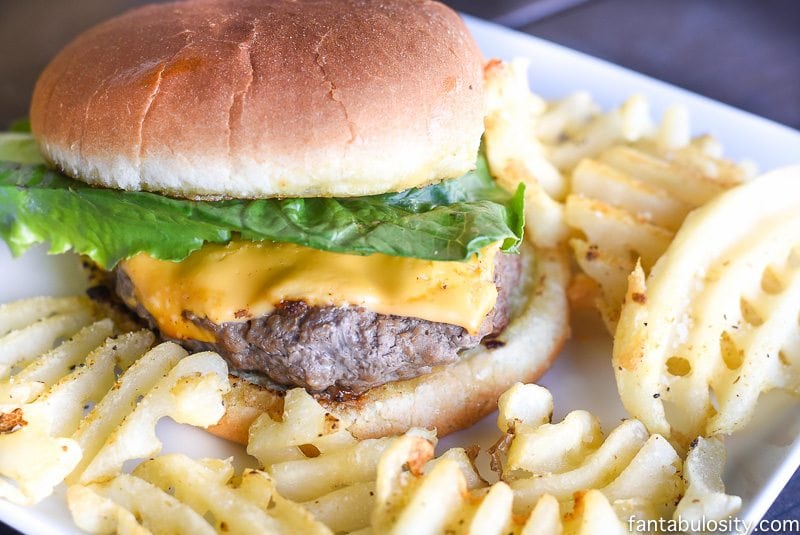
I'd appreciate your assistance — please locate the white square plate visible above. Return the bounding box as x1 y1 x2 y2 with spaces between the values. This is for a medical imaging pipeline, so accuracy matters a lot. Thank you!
2 15 799 534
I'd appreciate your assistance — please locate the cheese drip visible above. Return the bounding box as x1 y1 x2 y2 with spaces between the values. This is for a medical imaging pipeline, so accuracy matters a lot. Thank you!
121 241 500 342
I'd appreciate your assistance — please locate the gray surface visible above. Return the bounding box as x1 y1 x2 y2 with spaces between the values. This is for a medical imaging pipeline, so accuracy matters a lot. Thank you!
0 0 797 531
522 0 800 129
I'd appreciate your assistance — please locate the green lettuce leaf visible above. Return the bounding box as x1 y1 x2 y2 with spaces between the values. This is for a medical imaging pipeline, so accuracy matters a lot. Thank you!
0 133 45 165
0 152 524 268
7 118 32 133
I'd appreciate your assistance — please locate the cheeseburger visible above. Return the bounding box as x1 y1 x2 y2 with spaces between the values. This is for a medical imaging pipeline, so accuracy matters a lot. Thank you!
0 0 568 442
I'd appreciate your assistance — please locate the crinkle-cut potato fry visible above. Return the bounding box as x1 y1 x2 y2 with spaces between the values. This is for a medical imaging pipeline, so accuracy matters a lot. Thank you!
534 91 598 145
598 145 740 206
237 468 332 534
301 481 376 534
563 490 629 535
295 446 483 533
361 382 736 534
0 296 230 505
371 435 630 535
131 454 331 535
0 331 155 504
67 342 186 484
247 387 441 532
0 417 82 506
564 139 752 331
0 324 154 502
25 332 155 438
0 318 115 406
247 386 357 466
674 437 742 524
565 194 674 270
76 351 230 484
69 455 330 535
496 381 554 433
491 383 685 523
507 420 677 513
268 434 410 502
68 474 215 535
565 144 752 331
613 166 800 446
0 295 95 338
571 158 692 232
482 59 753 330
0 299 96 379
484 58 566 201
547 94 654 172
483 59 570 249
569 238 633 326
506 409 604 476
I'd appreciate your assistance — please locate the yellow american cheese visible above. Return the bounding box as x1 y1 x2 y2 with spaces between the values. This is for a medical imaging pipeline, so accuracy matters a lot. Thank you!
121 240 500 342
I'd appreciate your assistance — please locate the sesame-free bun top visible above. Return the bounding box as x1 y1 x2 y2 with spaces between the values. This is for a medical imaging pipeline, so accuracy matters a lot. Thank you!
30 0 484 199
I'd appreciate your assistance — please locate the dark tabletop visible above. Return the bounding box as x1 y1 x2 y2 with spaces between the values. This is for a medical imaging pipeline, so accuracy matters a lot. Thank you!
0 1 798 533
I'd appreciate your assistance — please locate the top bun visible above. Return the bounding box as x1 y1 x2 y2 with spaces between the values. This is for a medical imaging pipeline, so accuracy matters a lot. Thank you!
30 0 484 199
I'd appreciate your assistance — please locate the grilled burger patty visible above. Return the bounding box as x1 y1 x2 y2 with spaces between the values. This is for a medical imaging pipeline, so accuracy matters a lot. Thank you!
114 252 521 397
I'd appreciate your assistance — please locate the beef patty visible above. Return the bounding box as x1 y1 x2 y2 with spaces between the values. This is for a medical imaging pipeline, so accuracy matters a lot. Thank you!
115 252 521 397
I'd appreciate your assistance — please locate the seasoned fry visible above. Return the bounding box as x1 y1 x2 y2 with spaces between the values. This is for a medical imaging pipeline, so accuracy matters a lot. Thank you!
75 350 230 484
613 166 800 446
0 318 114 406
674 437 741 522
565 194 674 270
54 356 742 533
68 474 215 535
493 384 685 524
69 455 330 535
0 296 230 504
0 299 96 379
247 387 439 532
364 382 737 533
247 387 357 466
483 59 569 248
483 60 754 330
135 455 329 534
571 158 691 231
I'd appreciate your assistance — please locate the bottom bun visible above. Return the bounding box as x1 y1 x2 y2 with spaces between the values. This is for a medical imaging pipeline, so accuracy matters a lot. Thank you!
208 243 570 443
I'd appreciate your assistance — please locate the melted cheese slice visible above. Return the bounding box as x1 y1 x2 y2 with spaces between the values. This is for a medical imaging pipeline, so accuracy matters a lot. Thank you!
121 241 500 342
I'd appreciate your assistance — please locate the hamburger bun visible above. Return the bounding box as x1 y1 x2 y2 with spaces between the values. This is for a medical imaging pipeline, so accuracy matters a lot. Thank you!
30 0 485 199
27 0 570 444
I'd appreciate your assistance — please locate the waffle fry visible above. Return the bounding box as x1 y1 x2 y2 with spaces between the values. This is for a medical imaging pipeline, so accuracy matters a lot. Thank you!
68 474 216 535
69 454 330 535
568 136 753 331
484 59 570 248
493 384 683 522
369 383 737 534
613 166 800 446
674 437 742 523
0 296 230 504
246 387 357 466
248 387 445 532
483 60 755 331
0 308 740 534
